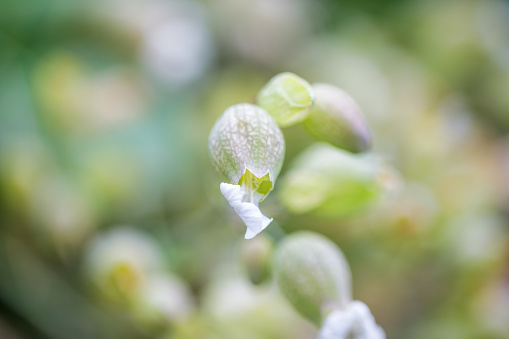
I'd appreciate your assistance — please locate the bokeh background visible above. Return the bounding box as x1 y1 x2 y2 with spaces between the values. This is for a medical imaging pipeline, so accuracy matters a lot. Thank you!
1 0 509 338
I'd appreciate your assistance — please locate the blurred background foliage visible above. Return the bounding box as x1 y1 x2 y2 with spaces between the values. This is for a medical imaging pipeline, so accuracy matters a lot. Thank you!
0 0 509 338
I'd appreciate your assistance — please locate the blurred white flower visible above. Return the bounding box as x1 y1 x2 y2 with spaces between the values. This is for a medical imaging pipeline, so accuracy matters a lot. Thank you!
99 0 214 86
141 16 214 86
84 227 162 299
212 0 311 66
318 301 385 339
202 276 317 339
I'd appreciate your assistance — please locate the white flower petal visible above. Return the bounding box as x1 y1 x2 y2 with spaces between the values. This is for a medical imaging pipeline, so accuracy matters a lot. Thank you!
318 301 385 339
220 183 273 239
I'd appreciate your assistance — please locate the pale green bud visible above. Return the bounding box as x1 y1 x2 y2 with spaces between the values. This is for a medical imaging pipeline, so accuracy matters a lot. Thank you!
275 231 352 325
256 72 315 127
303 83 372 153
208 103 285 239
278 144 395 218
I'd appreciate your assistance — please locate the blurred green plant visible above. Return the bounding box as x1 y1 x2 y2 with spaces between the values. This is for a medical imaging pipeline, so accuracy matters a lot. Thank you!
278 143 397 218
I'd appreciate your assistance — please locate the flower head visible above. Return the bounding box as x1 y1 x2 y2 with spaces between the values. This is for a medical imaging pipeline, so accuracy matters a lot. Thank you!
209 103 285 239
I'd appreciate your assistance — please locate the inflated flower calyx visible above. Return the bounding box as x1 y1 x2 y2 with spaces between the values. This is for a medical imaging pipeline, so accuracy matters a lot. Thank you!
209 103 285 239
303 83 372 153
256 72 315 127
278 144 396 218
275 232 386 338
274 232 352 325
318 301 386 339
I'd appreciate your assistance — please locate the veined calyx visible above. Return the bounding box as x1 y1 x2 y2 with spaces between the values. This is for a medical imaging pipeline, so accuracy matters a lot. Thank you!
208 103 285 239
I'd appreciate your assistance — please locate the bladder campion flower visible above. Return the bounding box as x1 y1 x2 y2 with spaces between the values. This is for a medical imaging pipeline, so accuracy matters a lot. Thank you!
256 72 315 127
209 103 285 239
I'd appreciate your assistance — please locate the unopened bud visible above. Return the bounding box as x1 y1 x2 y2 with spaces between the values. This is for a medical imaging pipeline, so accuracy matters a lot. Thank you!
256 72 315 127
275 231 352 325
303 84 372 153
278 144 393 218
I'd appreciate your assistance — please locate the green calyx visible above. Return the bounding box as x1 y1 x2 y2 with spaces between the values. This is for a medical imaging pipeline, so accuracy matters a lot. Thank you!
208 103 286 197
275 231 352 325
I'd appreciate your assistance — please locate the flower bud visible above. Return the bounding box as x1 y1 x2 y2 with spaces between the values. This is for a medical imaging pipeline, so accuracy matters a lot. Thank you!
318 301 385 339
278 144 395 218
274 231 352 325
303 83 372 153
256 72 315 127
209 103 285 239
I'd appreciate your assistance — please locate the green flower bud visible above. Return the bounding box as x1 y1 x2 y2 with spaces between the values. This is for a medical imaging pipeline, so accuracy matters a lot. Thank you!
303 83 372 153
275 231 352 325
278 144 394 218
208 103 285 239
256 72 315 127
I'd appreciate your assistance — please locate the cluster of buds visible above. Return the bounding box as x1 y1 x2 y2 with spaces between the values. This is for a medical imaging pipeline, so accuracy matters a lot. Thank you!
208 72 388 337
209 72 377 238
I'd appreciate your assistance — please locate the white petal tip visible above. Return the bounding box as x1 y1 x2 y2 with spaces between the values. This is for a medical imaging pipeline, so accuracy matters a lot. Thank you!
245 217 272 239
245 229 257 240
220 182 273 239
